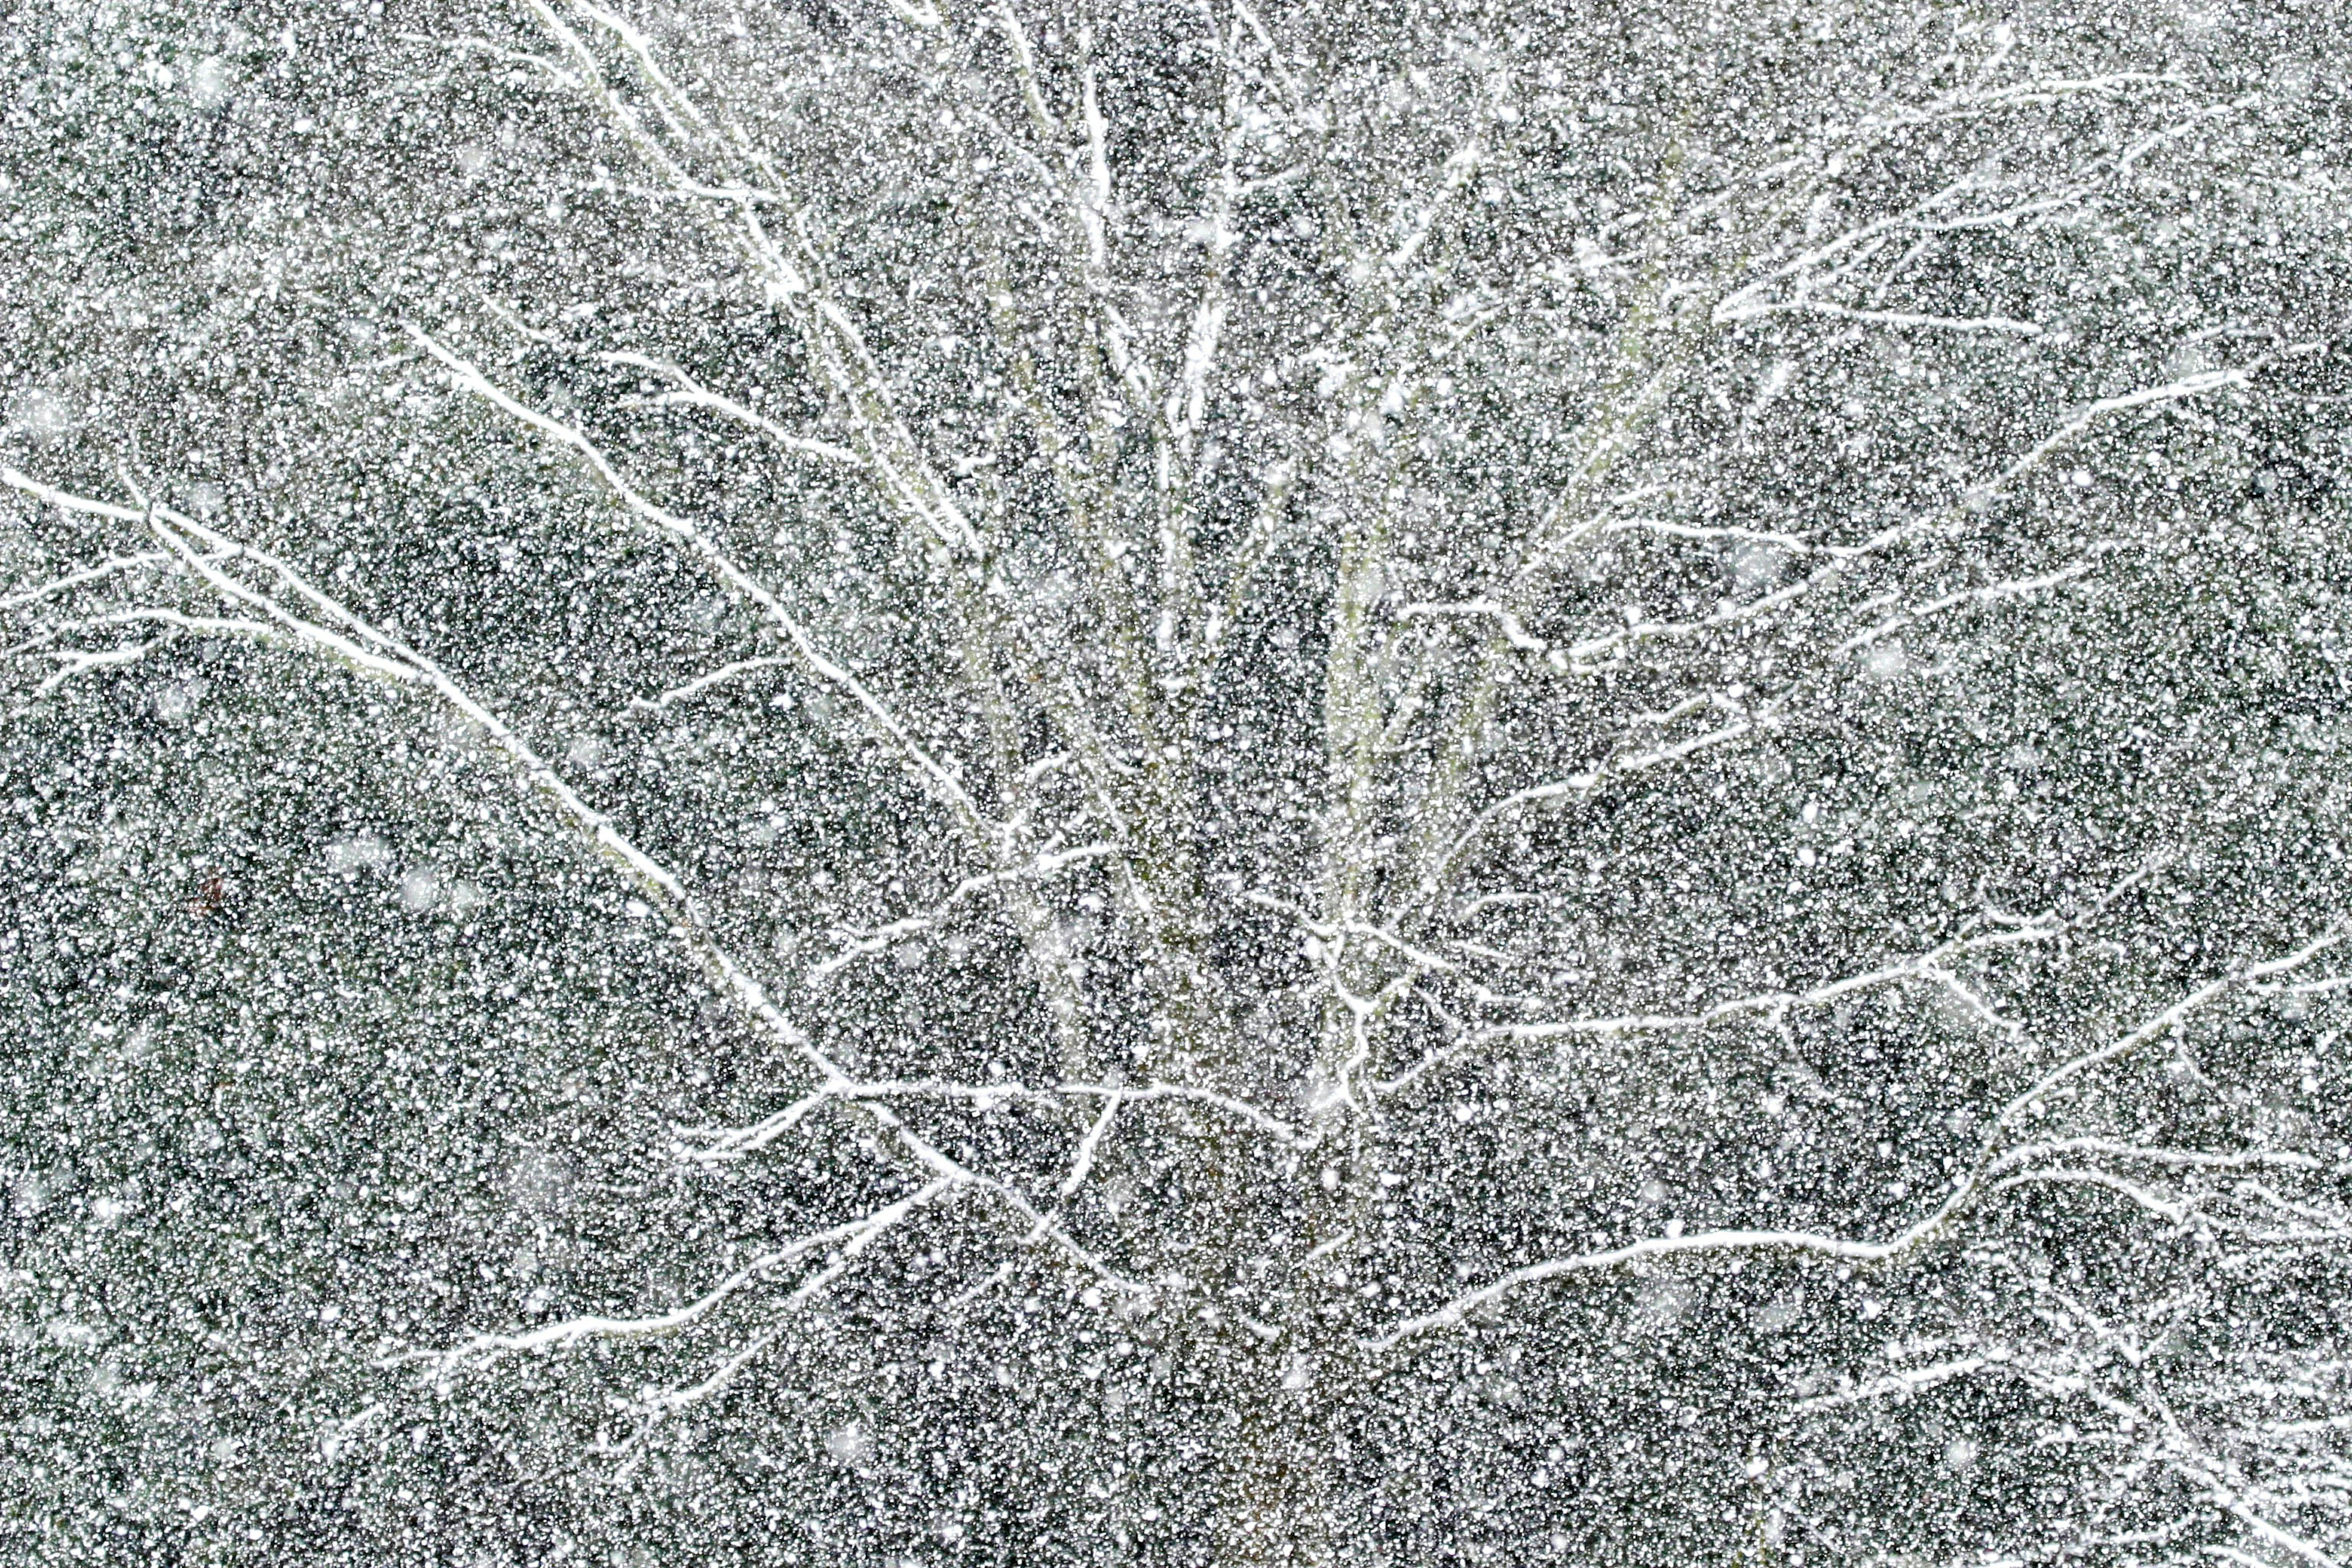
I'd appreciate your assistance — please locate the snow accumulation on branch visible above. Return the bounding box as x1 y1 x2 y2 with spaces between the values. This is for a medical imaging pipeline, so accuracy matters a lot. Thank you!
1372 925 2350 1350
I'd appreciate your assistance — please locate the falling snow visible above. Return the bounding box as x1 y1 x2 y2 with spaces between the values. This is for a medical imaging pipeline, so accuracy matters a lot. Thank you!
3 1 2351 1564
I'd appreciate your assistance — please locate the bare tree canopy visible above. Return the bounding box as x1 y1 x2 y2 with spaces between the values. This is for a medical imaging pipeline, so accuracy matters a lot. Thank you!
4 1 2351 1563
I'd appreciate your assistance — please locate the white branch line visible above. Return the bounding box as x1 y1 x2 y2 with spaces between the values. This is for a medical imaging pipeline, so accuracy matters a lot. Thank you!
1831 548 2116 656
7 469 1139 1302
2150 1420 2348 1568
2008 1138 2323 1175
1378 861 2164 1096
0 550 175 611
600 348 864 467
1482 914 2065 1046
1722 300 2045 336
683 1074 1310 1163
1989 1166 2351 1245
1549 364 2253 673
0 479 420 686
1235 888 1459 978
1367 1225 1943 1349
393 1178 954 1369
1794 1352 2004 1412
1422 698 1771 894
627 655 790 714
622 1176 960 1431
1710 173 2063 325
34 637 167 688
1993 924 2344 1133
407 326 998 846
1055 1095 1124 1204
1372 923 2342 1349
807 842 1120 981
1995 1329 2350 1568
7 470 859 1096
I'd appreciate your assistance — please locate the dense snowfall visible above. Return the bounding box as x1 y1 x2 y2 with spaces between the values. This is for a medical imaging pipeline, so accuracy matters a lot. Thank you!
3 0 2350 1563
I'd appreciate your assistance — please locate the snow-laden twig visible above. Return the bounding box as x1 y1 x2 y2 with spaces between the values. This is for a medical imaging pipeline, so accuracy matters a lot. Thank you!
681 1072 1310 1163
409 326 998 847
390 1177 956 1373
1831 547 2117 656
626 655 790 714
1794 1352 2006 1413
1993 925 2346 1133
1534 361 2260 679
600 348 864 467
4 469 1148 1313
807 842 1120 981
1372 921 2344 1348
1722 300 2046 336
1418 692 1775 898
1477 908 2068 1047
1367 1223 1950 1349
0 550 175 611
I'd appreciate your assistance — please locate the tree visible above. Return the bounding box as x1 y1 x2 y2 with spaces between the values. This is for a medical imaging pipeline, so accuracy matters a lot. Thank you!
5 1 2351 1563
